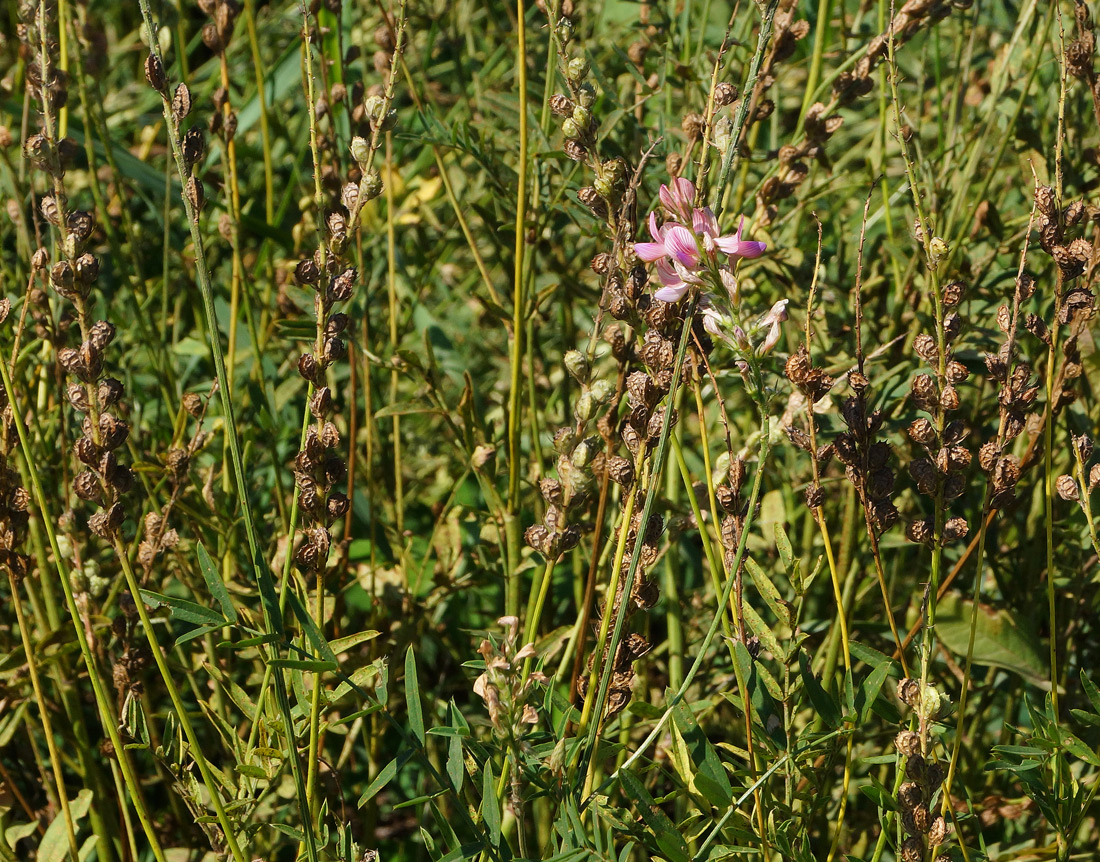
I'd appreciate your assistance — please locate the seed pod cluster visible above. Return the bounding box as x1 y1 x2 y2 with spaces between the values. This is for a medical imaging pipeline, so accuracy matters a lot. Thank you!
839 0 966 107
24 2 131 542
784 345 836 509
0 327 32 582
893 680 952 862
834 374 899 536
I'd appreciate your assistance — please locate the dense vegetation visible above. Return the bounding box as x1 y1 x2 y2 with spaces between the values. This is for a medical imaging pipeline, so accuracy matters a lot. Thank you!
2 0 1100 860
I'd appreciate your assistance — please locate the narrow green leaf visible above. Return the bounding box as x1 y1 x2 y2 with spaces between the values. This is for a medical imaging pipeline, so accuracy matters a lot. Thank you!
329 629 381 654
799 652 841 730
670 701 733 809
268 658 338 672
745 557 793 627
139 590 226 626
1082 670 1100 715
287 589 338 664
448 733 464 792
774 522 794 572
405 646 425 742
357 749 412 807
482 760 501 845
619 769 690 862
197 541 236 622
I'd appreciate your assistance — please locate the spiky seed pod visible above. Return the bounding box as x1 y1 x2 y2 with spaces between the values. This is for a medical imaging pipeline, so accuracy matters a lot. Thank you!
906 518 934 545
927 816 947 846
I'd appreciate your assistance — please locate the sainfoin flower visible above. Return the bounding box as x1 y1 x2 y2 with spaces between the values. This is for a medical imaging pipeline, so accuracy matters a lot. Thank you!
634 178 766 303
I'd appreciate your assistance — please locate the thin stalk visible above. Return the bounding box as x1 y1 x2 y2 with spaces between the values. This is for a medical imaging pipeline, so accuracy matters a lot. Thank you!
113 542 248 862
7 569 80 862
0 359 167 862
506 0 530 618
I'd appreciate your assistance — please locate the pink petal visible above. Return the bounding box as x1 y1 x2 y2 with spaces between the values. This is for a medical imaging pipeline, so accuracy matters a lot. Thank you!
659 177 697 221
648 211 662 242
654 285 690 302
714 236 767 259
655 259 681 286
663 225 700 267
692 207 719 238
671 177 696 208
634 241 667 262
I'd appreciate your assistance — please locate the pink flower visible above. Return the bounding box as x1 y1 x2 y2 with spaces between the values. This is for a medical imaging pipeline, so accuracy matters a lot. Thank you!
634 177 767 305
693 211 767 261
658 177 696 221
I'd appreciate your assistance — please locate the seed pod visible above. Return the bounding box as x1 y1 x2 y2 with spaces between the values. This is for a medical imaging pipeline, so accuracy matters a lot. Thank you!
908 418 936 445
90 320 115 350
1056 474 1079 501
145 53 168 92
309 387 333 418
898 678 921 706
942 517 968 542
185 176 206 212
898 782 923 810
330 268 357 302
906 518 934 545
326 492 350 523
172 83 192 120
927 816 947 846
713 81 737 106
899 836 924 862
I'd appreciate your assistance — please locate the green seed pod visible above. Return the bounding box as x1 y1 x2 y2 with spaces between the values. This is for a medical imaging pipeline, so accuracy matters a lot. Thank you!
590 378 614 403
592 176 613 198
572 105 591 127
350 136 371 165
567 56 590 83
576 82 596 108
574 390 596 423
561 117 581 140
564 349 589 382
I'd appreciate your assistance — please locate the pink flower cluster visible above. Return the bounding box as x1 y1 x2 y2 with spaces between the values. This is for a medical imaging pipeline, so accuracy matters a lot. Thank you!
634 177 766 303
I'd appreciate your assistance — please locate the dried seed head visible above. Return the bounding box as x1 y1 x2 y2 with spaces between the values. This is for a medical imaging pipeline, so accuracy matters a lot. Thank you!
895 730 922 757
1056 474 1079 501
898 677 921 706
942 516 968 542
90 320 115 350
914 334 938 363
899 782 923 810
172 83 192 120
713 81 738 106
942 280 965 307
906 518 934 545
330 267 357 302
899 836 924 862
908 418 936 445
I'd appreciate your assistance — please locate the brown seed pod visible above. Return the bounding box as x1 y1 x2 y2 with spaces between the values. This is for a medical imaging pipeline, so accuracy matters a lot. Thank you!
145 53 168 92
895 730 922 757
898 677 921 707
1056 474 1080 501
